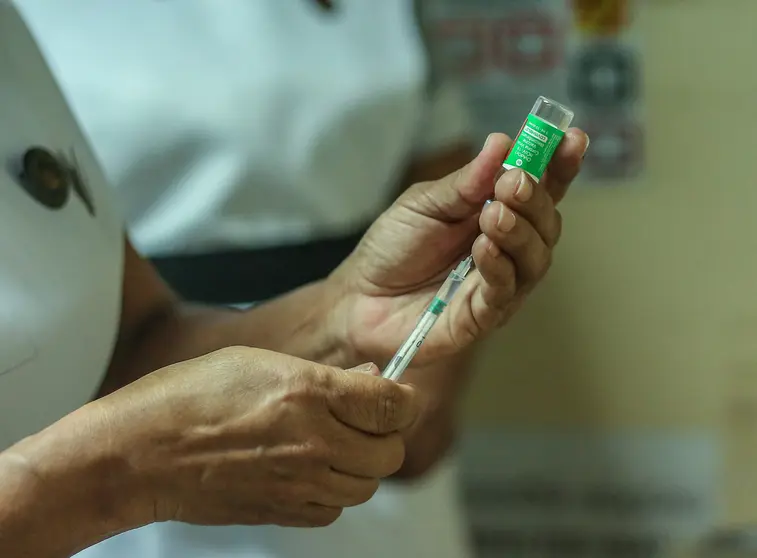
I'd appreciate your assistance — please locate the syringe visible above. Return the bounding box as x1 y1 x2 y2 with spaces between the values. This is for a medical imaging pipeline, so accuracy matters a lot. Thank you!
381 96 574 382
381 255 473 382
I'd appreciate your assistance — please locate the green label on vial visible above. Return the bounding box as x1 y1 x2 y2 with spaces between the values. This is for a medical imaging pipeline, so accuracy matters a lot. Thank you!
428 297 447 315
502 113 566 181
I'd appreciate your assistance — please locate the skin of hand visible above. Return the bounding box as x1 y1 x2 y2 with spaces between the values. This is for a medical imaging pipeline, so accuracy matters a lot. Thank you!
100 347 421 527
328 130 588 367
0 347 420 557
94 134 585 483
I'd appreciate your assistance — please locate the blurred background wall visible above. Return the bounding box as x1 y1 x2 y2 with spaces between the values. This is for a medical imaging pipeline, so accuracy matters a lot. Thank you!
455 0 757 554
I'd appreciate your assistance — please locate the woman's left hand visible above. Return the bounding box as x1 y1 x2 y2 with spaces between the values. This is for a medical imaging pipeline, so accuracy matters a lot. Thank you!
329 130 589 366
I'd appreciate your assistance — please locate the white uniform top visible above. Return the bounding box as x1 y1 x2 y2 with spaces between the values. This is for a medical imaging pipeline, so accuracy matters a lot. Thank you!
0 1 123 452
21 0 472 256
13 2 474 557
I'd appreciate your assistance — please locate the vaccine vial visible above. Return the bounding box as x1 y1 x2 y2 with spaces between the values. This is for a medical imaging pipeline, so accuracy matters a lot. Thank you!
502 96 575 182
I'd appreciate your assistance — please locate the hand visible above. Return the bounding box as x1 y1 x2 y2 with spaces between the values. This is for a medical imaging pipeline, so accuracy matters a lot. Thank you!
94 347 420 528
330 130 588 365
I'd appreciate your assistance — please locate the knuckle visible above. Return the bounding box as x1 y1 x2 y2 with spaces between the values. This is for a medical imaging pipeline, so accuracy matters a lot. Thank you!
459 319 480 347
449 167 466 191
268 479 308 509
354 479 381 505
374 382 401 432
525 246 552 284
498 258 517 291
302 435 333 464
205 345 250 365
281 383 321 408
537 245 554 279
382 435 407 476
360 435 407 478
495 304 515 328
286 367 329 404
314 364 337 390
269 454 306 484
483 282 511 309
286 483 312 506
311 507 343 527
300 362 333 390
508 225 528 249
502 279 518 302
550 210 563 247
507 264 518 291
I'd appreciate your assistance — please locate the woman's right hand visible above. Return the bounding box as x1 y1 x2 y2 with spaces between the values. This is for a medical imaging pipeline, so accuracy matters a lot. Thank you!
92 346 421 529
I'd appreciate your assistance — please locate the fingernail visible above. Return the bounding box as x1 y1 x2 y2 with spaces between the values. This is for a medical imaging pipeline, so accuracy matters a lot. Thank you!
486 238 500 258
582 135 591 159
482 133 494 150
348 363 379 375
514 171 533 203
493 201 516 232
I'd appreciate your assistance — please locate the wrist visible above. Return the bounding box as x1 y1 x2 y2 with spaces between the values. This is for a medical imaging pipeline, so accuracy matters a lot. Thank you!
2 403 150 555
243 277 358 367
318 276 365 367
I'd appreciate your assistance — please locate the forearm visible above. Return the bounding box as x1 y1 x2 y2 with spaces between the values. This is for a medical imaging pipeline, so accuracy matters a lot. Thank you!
101 279 345 396
0 405 144 557
107 266 474 480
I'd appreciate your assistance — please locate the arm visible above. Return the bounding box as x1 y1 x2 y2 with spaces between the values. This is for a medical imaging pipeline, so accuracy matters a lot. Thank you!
102 81 477 474
98 240 346 396
103 141 477 476
0 328 422 558
0 244 350 555
104 239 469 479
1 126 579 558
0 402 147 557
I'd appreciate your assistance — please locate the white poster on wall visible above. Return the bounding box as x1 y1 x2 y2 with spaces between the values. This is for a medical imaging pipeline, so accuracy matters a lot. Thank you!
425 0 644 181
459 429 720 557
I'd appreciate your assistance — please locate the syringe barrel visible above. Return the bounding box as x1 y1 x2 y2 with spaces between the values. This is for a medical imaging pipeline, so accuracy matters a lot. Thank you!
382 310 439 382
434 271 466 308
502 96 575 182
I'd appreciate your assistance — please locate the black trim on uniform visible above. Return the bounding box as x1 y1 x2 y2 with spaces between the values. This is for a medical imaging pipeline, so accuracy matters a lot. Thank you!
151 229 366 304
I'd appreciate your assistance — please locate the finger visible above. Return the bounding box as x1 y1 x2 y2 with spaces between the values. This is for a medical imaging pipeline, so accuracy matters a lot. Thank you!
329 427 406 479
493 169 561 248
326 371 421 435
478 201 552 286
311 470 381 508
401 133 512 222
469 281 527 332
542 128 589 204
277 504 344 528
470 235 517 301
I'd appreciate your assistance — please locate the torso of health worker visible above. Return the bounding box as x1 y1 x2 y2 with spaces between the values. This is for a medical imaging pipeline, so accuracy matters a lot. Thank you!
16 1 474 557
3 1 587 556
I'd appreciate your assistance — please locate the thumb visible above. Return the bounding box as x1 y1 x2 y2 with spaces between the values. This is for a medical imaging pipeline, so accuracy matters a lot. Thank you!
347 362 381 376
327 370 420 434
405 133 512 222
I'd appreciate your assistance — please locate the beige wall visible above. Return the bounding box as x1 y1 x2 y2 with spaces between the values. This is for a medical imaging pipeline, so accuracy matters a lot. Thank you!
464 0 757 526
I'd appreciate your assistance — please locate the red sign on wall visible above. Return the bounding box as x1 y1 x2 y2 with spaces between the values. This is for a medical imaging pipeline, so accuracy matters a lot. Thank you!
435 19 489 77
492 12 563 75
435 11 564 78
